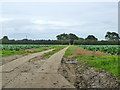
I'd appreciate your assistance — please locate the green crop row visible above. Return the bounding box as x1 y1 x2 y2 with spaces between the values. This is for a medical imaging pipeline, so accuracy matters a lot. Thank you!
1 45 55 51
78 45 119 55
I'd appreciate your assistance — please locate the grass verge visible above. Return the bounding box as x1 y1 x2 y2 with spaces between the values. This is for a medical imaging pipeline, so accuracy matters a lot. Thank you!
63 45 76 58
73 55 119 78
64 46 119 79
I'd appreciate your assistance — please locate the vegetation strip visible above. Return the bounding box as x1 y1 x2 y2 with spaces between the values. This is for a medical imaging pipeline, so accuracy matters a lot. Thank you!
63 46 119 87
78 45 119 55
1 32 120 45
1 45 55 57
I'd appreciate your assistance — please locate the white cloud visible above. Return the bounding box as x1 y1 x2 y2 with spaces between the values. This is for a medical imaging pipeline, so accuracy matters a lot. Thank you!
23 25 47 32
32 20 72 26
0 17 13 22
32 19 87 27
1 2 117 40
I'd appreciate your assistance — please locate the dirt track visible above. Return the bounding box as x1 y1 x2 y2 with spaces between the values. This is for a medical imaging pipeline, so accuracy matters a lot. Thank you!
2 46 75 88
58 58 119 88
1 49 54 73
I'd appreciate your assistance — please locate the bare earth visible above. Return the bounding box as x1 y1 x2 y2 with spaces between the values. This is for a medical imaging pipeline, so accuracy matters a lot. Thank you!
69 47 110 58
1 49 54 73
2 46 75 88
2 55 25 65
58 58 119 88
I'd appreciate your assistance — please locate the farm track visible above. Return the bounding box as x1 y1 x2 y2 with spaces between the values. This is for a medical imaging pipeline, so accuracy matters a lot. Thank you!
1 49 54 73
1 49 54 88
2 46 75 88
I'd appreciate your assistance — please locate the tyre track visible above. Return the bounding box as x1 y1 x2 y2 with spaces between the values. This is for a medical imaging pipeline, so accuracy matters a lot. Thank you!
3 46 75 88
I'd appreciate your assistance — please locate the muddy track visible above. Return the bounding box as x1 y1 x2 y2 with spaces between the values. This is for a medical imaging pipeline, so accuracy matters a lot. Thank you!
2 46 75 88
58 58 119 88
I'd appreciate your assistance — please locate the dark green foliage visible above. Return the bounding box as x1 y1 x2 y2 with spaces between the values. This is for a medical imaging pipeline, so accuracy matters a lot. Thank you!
2 36 9 40
74 40 119 45
56 33 69 40
1 31 120 45
85 35 98 40
105 32 120 40
69 33 79 40
56 33 79 43
1 39 70 45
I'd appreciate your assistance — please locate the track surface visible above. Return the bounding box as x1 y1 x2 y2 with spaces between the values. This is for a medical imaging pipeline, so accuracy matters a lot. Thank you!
1 49 54 73
2 46 75 88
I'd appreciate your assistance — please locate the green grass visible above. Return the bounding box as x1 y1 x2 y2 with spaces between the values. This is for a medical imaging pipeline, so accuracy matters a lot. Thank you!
64 45 120 81
73 55 119 77
63 45 76 58
42 45 68 59
2 46 54 57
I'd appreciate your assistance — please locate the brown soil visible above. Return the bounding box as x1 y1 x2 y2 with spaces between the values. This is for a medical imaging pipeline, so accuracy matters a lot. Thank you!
25 48 39 51
2 48 42 65
2 47 74 88
69 47 109 58
2 48 40 65
2 55 24 65
58 58 119 88
2 55 47 87
2 53 35 65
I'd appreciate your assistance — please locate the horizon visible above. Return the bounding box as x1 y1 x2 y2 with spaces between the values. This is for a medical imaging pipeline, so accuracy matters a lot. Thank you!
1 2 118 40
0 31 119 41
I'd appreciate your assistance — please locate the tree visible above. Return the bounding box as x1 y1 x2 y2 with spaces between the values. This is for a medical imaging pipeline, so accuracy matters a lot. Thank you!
105 32 119 40
85 35 98 40
69 33 79 40
22 39 28 41
56 33 79 45
56 33 79 40
2 36 9 40
69 33 79 45
78 38 84 40
56 33 69 40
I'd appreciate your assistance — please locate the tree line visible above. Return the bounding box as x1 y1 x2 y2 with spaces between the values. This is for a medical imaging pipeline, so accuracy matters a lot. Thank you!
0 32 120 45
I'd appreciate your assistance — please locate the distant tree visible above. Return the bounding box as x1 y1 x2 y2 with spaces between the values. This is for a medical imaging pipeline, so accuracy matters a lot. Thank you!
22 39 28 41
69 33 79 40
56 33 79 40
2 36 9 40
56 33 69 40
105 32 119 40
78 38 84 40
56 33 79 45
85 35 98 40
69 33 79 45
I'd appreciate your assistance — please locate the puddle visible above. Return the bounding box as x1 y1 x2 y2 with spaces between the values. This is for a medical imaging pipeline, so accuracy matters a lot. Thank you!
65 60 78 64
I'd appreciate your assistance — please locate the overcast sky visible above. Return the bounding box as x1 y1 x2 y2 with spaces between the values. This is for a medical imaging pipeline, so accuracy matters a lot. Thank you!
1 2 118 40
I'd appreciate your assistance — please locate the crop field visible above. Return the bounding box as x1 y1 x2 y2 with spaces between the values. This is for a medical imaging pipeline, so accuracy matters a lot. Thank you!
1 45 66 57
78 45 119 55
1 45 119 55
2 45 54 51
1 45 120 87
